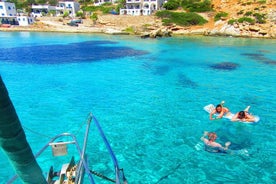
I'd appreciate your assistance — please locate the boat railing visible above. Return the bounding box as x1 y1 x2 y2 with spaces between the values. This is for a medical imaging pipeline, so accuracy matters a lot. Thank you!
92 115 128 184
7 113 127 184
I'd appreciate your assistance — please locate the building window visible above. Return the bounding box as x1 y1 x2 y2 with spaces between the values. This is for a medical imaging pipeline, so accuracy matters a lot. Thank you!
18 18 21 21
8 6 11 10
2 13 5 16
0 6 3 9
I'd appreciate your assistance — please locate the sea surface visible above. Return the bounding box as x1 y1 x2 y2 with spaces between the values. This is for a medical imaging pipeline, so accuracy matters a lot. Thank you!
0 32 275 184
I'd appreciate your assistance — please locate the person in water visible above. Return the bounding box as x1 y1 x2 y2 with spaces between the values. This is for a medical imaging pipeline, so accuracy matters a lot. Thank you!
201 131 231 153
209 101 230 120
231 106 255 122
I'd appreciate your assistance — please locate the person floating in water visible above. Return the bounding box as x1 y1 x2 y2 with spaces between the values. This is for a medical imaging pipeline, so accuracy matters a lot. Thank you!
231 106 255 122
201 131 231 153
209 101 230 120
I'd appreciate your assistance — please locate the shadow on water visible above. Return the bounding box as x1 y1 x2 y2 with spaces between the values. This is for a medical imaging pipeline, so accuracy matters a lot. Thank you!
0 40 148 64
210 62 240 71
215 123 252 150
141 62 171 76
153 65 170 75
178 73 197 88
241 53 276 65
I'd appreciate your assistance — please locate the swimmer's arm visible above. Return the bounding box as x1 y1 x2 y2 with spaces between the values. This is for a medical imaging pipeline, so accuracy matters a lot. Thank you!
217 111 224 119
216 142 231 150
224 142 231 150
245 114 255 122
201 131 208 141
231 113 239 122
218 107 229 118
209 111 216 120
224 107 229 113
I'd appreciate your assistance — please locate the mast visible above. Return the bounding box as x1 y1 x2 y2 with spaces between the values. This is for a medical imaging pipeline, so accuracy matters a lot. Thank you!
0 76 47 184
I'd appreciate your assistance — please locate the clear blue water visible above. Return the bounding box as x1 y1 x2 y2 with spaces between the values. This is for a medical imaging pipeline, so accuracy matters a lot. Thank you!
0 32 275 183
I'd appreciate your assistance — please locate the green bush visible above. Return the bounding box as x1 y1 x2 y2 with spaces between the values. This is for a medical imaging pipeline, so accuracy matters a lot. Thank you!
124 26 135 34
102 2 112 6
156 10 208 26
163 0 179 10
214 12 228 21
48 10 56 16
238 17 255 24
244 11 252 16
237 10 244 15
82 4 115 14
185 0 213 12
253 13 266 24
258 0 266 4
48 0 58 6
228 19 236 25
90 13 98 21
100 6 113 14
76 11 84 18
82 6 98 12
63 11 69 18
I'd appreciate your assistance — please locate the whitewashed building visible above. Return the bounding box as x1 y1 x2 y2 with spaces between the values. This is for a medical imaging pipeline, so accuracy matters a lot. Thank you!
16 16 35 26
120 0 165 16
31 0 80 17
31 4 56 17
0 0 16 17
0 0 34 26
94 0 118 6
56 1 80 16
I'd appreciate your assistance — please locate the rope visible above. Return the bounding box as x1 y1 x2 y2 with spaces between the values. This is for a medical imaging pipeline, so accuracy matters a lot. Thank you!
72 113 91 136
90 170 116 183
22 125 52 139
22 113 90 140
155 163 182 184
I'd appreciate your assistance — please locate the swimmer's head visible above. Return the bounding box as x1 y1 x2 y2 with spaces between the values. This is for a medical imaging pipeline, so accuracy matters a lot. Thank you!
216 104 222 113
238 111 245 119
208 132 217 142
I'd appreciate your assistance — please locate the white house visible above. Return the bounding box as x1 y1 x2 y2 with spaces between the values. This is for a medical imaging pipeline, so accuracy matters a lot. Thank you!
31 0 80 17
31 4 56 17
120 0 164 16
0 0 16 17
16 16 35 26
56 1 80 16
94 0 117 6
0 0 34 26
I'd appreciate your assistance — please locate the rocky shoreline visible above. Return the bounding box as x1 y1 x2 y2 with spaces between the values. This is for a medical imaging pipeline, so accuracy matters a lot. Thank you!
1 14 275 39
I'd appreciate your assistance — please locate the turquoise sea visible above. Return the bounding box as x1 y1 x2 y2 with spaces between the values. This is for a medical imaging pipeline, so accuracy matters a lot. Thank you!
0 32 275 183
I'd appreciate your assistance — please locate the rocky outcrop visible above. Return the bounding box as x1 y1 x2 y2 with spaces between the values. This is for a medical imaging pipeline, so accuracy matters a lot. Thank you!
104 28 129 35
140 22 275 39
140 27 172 38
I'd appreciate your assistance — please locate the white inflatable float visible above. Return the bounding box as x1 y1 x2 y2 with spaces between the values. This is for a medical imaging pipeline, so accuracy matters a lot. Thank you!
204 104 260 123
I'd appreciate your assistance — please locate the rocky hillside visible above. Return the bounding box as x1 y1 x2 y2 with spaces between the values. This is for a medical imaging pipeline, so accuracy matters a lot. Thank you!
143 0 275 38
205 0 276 37
96 0 276 38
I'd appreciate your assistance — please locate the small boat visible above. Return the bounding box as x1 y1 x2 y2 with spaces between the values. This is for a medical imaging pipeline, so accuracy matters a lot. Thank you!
0 76 127 184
